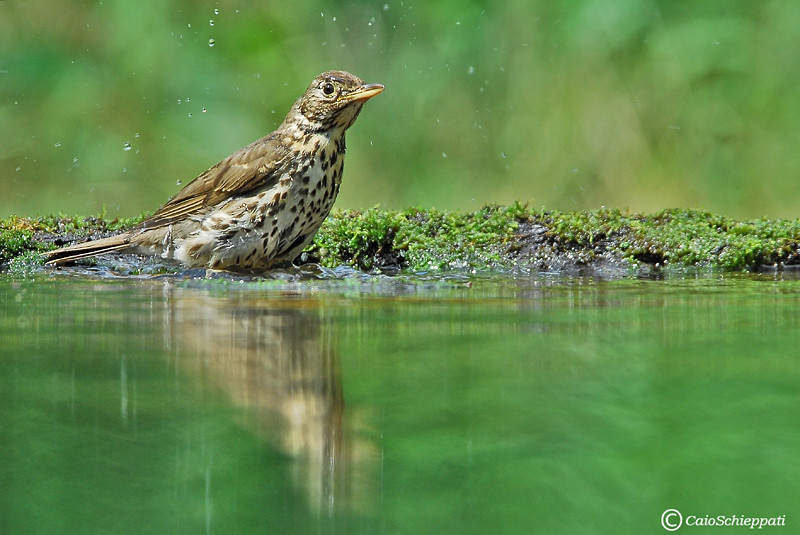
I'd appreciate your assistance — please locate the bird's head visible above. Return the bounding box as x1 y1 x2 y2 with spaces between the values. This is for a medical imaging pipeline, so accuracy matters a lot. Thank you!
293 71 384 132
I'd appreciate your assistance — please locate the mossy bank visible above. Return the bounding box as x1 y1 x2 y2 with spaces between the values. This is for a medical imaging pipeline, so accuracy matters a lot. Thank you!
3 205 800 276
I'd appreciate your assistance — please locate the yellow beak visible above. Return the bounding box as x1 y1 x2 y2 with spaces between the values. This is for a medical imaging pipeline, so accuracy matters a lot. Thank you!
343 83 385 102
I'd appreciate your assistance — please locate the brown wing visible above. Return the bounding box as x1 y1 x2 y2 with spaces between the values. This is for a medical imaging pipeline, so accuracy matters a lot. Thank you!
140 133 291 229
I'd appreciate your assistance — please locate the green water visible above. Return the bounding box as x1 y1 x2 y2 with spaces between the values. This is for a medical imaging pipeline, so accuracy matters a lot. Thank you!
1 272 799 534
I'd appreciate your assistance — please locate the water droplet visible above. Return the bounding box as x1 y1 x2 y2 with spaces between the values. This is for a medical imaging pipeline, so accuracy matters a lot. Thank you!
185 97 190 103
208 38 215 47
368 17 375 26
202 107 207 113
134 132 140 138
15 166 21 172
73 157 79 163
214 8 219 15
123 142 132 151
176 180 182 186
442 152 447 158
467 65 475 75
188 112 193 118
177 99 182 104
500 152 506 158
332 16 336 22
209 19 214 26
187 23 192 28
383 3 389 10
54 142 62 148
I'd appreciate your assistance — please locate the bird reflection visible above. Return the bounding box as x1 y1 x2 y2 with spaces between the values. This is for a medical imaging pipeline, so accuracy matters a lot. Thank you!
164 285 375 513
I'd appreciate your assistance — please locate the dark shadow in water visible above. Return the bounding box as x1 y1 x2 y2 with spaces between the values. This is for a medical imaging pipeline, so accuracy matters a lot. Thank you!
164 285 376 514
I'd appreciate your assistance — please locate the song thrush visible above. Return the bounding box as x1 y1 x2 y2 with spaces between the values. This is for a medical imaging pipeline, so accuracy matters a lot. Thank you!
47 70 384 270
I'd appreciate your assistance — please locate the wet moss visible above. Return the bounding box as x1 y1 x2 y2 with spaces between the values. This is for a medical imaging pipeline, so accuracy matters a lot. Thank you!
0 228 37 264
306 203 529 271
311 205 800 272
610 208 800 270
521 208 800 271
3 206 800 273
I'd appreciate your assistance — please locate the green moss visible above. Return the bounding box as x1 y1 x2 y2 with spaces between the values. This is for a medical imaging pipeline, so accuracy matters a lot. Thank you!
308 203 528 271
0 228 36 264
7 250 46 277
542 207 628 245
3 206 800 273
536 207 800 270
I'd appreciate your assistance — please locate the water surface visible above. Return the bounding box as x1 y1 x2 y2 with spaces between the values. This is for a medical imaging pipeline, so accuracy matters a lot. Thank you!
2 272 799 534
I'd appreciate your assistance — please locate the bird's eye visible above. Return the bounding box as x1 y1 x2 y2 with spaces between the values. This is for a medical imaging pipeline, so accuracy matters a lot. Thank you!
321 82 336 96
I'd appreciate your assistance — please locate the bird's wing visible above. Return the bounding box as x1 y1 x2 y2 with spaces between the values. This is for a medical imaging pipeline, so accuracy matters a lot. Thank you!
140 134 292 229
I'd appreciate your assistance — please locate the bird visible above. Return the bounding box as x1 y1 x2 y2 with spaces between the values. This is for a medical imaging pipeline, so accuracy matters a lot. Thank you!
46 70 384 270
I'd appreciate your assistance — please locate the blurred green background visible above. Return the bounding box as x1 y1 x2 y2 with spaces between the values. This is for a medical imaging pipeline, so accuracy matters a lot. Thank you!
2 0 800 219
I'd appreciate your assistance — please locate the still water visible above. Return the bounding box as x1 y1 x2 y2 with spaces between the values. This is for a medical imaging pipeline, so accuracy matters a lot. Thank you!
1 271 799 534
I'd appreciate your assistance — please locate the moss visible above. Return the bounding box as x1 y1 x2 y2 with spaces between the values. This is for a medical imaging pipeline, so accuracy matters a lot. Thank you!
542 207 628 245
7 250 46 277
307 203 528 271
3 206 800 274
527 207 800 270
0 228 36 264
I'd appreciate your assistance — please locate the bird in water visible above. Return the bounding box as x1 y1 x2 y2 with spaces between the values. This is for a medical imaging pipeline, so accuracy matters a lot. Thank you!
47 70 384 270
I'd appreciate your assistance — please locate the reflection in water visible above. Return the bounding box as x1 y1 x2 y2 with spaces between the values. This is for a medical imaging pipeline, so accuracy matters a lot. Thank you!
4 275 800 534
164 286 375 513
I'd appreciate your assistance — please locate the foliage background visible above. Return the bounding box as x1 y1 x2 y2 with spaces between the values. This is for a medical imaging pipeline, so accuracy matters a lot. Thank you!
2 0 799 219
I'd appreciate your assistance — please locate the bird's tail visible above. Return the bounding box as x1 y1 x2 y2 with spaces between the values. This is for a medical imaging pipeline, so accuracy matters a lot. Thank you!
46 233 132 265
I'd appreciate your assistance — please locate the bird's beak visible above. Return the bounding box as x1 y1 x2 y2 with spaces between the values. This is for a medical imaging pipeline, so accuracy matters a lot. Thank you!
343 83 385 102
